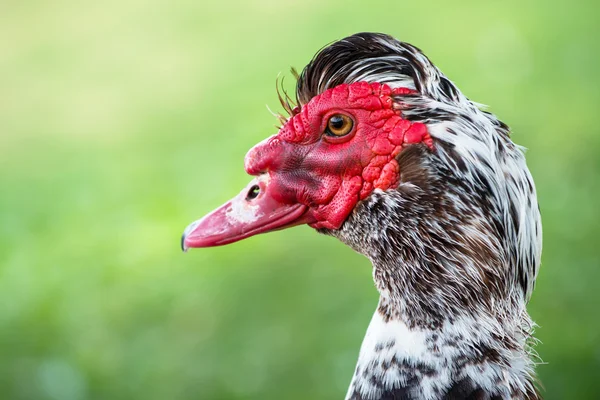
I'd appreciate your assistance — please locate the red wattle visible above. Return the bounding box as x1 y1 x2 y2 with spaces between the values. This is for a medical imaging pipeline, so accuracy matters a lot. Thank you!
243 81 434 230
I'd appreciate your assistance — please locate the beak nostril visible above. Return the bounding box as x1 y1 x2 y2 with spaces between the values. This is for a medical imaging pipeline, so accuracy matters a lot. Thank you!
246 185 261 201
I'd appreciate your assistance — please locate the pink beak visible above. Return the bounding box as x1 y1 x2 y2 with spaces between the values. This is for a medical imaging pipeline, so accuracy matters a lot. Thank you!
181 174 313 249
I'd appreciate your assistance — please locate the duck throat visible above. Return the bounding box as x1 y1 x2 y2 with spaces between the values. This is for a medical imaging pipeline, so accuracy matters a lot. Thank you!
323 182 541 399
345 300 539 400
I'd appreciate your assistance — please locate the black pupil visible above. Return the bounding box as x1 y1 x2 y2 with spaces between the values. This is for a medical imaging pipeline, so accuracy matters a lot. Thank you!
330 116 344 130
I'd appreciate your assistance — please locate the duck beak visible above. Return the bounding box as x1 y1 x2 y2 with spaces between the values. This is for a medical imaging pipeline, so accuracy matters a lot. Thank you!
181 175 312 250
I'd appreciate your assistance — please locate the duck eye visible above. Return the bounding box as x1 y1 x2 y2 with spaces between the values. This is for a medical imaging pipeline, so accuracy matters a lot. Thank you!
325 114 353 137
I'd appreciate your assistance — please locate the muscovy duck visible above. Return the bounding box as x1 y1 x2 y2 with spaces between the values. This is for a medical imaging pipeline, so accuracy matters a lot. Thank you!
182 32 542 400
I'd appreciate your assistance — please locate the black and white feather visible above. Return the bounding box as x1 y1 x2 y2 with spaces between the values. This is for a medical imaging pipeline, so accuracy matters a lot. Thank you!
296 33 542 400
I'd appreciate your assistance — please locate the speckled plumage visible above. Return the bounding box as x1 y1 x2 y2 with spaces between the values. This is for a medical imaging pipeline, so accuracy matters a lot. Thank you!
300 33 542 399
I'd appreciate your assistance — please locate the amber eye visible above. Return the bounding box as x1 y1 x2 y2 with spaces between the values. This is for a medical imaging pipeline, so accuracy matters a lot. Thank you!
325 114 354 137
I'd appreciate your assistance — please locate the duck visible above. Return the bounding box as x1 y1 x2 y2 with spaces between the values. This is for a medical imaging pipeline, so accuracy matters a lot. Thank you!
182 32 542 400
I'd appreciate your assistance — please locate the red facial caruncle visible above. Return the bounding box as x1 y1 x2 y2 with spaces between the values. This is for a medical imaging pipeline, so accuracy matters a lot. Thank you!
182 81 433 248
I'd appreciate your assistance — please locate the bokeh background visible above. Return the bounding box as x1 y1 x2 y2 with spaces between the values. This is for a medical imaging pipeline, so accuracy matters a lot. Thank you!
1 0 599 399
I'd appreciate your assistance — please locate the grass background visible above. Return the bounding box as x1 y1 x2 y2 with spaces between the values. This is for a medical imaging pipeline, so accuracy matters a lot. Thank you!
1 0 599 399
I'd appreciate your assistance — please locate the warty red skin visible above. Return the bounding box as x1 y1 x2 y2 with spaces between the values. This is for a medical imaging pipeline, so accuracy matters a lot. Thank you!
244 81 433 230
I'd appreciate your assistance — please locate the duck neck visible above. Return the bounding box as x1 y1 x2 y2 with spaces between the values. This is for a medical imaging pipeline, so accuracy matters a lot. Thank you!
343 268 540 400
322 144 542 399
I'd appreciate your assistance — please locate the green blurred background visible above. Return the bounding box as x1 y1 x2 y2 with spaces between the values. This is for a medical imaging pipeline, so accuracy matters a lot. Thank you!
1 0 599 399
